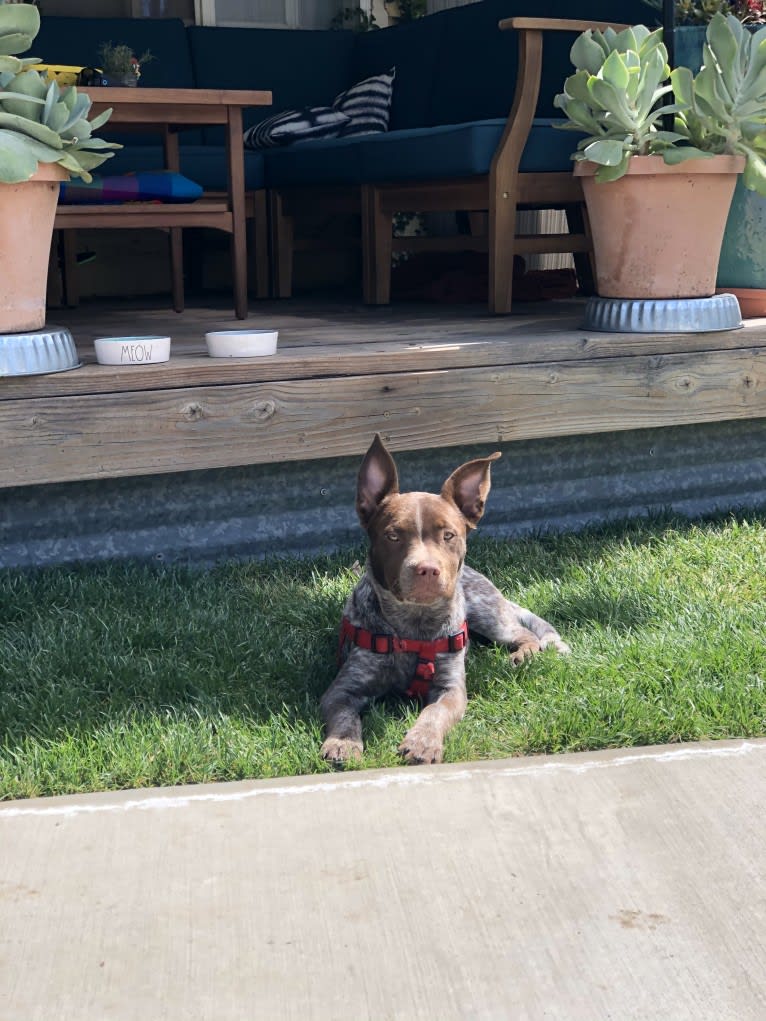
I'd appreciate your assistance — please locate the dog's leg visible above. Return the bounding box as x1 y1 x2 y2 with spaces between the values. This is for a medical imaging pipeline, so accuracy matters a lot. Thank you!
398 666 468 765
320 655 387 764
462 566 570 660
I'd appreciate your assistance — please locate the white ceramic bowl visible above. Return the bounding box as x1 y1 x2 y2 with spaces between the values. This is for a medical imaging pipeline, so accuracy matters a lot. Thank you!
205 329 278 358
94 335 171 366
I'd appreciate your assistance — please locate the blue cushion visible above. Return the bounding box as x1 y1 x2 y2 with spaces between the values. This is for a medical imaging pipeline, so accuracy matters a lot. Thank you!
351 17 445 131
356 119 575 184
428 0 658 125
102 144 265 191
263 135 364 188
427 0 519 126
188 26 354 144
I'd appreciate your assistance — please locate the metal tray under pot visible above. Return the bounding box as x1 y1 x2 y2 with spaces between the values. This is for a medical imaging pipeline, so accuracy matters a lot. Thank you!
0 326 80 377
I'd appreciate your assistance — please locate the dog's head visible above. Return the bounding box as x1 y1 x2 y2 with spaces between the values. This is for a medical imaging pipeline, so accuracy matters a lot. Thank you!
355 434 501 605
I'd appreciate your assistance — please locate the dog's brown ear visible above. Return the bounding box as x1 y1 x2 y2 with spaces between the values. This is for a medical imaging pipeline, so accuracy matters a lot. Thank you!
356 434 399 527
441 451 501 528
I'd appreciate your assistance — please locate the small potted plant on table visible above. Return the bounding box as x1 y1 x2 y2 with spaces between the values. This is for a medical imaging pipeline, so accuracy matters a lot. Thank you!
96 41 152 88
554 14 766 330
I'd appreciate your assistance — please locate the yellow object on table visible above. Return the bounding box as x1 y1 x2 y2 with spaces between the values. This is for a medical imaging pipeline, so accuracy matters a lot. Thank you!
35 64 95 86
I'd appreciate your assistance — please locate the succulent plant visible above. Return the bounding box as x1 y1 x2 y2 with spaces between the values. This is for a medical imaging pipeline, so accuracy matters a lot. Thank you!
554 13 766 194
0 2 119 183
671 14 766 191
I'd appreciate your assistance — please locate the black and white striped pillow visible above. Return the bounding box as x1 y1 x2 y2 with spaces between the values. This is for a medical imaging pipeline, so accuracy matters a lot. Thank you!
333 68 395 137
243 106 351 150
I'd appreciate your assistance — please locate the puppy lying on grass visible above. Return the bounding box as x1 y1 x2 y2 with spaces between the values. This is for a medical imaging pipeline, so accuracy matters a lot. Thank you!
321 435 569 765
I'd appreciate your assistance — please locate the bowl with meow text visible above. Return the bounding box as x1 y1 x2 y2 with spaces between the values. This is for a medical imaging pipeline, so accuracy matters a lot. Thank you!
205 329 278 358
93 335 171 366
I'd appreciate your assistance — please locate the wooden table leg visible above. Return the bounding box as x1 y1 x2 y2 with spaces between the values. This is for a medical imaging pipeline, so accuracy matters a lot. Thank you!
163 127 184 313
226 106 248 320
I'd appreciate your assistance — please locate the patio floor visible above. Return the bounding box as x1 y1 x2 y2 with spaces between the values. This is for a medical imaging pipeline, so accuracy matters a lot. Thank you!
3 296 766 490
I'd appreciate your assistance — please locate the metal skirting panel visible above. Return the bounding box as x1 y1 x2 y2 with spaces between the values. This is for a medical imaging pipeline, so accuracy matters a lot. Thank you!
2 418 766 569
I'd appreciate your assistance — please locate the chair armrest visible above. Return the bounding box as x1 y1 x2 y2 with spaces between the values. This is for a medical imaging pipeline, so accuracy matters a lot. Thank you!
500 17 631 33
489 16 630 190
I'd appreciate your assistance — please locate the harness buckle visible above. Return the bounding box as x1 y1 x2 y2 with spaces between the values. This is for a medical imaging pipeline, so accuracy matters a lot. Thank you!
371 633 394 654
449 628 468 652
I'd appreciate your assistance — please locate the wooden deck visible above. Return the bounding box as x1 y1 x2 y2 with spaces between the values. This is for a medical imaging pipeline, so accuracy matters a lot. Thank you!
3 297 766 490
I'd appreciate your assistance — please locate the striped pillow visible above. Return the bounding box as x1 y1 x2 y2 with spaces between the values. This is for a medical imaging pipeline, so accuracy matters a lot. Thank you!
243 106 351 150
333 68 395 137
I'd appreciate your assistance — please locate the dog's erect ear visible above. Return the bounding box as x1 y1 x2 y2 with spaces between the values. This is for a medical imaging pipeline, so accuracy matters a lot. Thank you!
441 452 501 528
356 434 399 527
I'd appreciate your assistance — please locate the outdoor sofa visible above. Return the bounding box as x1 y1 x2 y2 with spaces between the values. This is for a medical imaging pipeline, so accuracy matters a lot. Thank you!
34 0 650 312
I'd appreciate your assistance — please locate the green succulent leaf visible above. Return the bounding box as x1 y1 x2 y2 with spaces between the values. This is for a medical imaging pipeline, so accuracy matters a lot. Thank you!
561 69 592 105
661 145 714 163
0 3 40 46
0 111 62 148
594 154 631 181
1 69 47 121
570 31 608 75
88 107 114 133
0 127 62 181
583 138 627 166
601 50 630 92
741 145 766 194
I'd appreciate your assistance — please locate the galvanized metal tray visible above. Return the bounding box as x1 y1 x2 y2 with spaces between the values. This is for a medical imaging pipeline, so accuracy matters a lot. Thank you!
582 294 743 333
0 326 80 377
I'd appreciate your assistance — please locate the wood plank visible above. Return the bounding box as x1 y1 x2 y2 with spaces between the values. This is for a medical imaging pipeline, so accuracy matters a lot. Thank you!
5 316 766 400
54 203 232 232
500 17 630 33
3 347 765 488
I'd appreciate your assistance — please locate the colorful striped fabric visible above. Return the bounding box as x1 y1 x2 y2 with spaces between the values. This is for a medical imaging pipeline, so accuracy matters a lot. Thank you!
59 170 203 205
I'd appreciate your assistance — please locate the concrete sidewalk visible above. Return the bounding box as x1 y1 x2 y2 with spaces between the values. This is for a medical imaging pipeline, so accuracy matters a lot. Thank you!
2 739 765 1021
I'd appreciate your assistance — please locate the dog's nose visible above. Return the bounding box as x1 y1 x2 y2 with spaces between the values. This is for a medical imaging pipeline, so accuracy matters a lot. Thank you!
416 563 441 578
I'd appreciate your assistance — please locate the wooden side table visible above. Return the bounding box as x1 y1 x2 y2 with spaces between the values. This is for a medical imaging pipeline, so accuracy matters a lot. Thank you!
54 87 271 319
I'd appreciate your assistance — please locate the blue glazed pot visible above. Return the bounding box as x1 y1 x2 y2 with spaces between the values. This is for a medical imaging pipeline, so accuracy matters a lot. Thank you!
674 25 766 308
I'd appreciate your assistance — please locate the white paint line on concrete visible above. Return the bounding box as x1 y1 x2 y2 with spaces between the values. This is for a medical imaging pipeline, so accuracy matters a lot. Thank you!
0 739 763 821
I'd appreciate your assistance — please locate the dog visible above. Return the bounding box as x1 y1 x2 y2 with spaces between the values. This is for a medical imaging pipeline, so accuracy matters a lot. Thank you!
320 435 569 766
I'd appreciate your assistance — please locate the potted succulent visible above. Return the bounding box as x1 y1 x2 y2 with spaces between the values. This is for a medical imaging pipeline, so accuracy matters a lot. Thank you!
554 14 766 301
96 41 153 88
0 2 119 335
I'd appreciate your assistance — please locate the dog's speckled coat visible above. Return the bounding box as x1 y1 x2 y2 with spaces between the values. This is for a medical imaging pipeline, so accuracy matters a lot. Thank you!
320 435 569 765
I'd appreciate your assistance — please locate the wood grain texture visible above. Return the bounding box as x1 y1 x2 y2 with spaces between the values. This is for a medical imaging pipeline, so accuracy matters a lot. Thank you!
5 304 766 401
3 347 765 488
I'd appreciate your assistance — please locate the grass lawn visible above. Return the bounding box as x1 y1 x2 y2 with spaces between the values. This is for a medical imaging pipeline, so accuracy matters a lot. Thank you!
1 510 765 801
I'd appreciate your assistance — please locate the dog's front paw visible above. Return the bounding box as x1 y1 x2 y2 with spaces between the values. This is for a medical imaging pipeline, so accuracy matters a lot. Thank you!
509 638 541 665
398 727 443 765
543 636 571 655
321 737 363 765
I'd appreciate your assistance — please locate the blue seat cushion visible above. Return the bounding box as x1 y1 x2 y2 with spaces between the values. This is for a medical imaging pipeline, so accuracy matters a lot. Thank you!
101 144 265 191
187 26 354 145
264 135 364 188
428 0 658 125
356 119 575 184
351 16 445 132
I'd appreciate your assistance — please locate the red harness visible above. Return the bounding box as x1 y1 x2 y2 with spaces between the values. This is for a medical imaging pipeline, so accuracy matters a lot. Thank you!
337 615 469 701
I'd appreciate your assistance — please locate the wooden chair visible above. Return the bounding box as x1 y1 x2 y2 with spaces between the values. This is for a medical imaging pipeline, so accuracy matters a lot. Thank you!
361 18 630 314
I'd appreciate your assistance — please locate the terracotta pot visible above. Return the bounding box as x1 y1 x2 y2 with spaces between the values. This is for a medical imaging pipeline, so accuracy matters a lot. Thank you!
716 286 766 319
0 162 67 333
574 155 745 300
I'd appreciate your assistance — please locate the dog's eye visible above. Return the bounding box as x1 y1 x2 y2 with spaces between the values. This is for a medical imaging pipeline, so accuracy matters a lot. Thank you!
444 531 455 541
385 530 400 542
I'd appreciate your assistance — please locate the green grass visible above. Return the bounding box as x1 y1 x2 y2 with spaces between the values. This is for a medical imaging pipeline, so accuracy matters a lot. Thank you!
1 510 765 800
